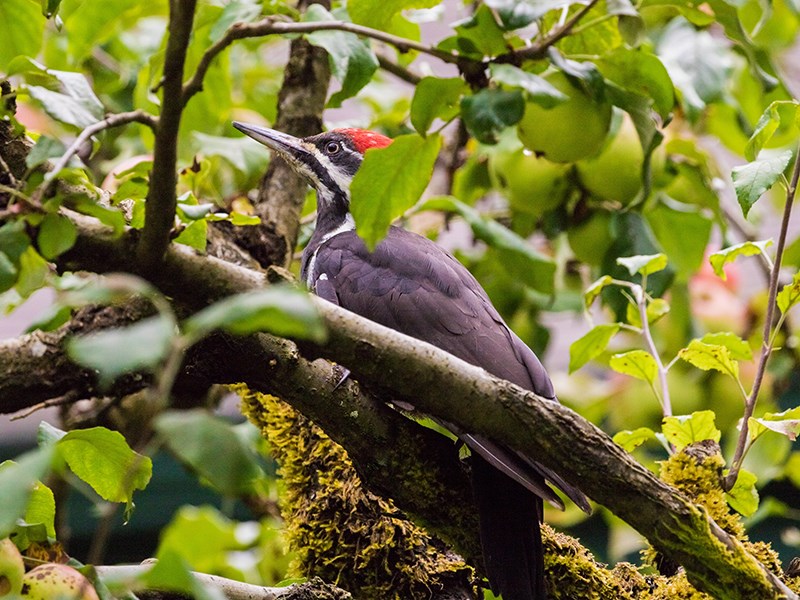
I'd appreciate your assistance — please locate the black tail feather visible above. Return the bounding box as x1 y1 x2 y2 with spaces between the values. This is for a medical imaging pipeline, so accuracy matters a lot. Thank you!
472 454 546 600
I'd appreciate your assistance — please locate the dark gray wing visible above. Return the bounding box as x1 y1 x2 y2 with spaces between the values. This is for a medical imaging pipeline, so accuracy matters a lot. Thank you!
308 226 589 512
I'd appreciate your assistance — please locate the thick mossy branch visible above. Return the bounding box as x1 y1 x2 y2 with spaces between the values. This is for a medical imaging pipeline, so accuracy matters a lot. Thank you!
237 386 474 600
0 211 796 600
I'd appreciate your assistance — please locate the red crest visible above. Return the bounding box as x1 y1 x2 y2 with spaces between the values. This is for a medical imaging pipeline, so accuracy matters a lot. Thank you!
333 128 393 154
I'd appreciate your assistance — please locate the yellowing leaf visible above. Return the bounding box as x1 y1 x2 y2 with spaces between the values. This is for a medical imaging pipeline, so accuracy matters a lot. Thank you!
613 427 656 452
679 339 739 379
709 240 772 280
777 272 800 315
609 350 658 384
662 410 721 450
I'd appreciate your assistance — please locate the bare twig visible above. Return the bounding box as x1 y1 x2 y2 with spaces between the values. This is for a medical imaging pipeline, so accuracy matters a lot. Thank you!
10 391 81 420
633 284 673 418
182 17 456 106
376 52 422 85
137 0 197 272
724 146 800 491
496 0 602 63
35 110 157 201
0 153 17 186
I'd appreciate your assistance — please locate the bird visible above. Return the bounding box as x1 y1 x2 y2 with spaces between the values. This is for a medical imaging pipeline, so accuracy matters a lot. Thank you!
233 121 590 600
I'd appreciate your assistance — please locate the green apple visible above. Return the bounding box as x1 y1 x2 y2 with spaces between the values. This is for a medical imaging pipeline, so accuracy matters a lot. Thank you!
20 564 99 600
567 211 614 266
576 113 643 204
490 146 572 217
517 71 612 164
0 538 24 598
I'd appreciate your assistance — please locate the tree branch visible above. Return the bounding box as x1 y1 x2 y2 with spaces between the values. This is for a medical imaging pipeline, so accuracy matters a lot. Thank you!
1 209 794 600
724 146 800 490
36 110 157 201
136 0 197 272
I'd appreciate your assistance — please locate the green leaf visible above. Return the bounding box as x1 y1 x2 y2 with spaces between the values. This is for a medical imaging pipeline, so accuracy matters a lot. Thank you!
26 84 102 130
616 253 668 276
732 150 793 218
13 495 53 548
745 100 800 161
192 132 269 174
410 77 467 135
656 18 733 121
0 220 31 265
67 314 176 388
155 410 264 496
16 246 49 298
613 427 656 452
145 548 225 600
662 410 721 451
597 48 675 122
0 252 18 293
304 5 379 108
461 89 525 144
584 275 613 310
59 0 143 63
485 0 574 29
678 340 739 379
748 407 800 441
777 272 800 315
210 0 261 42
26 136 67 170
420 196 555 294
56 426 152 506
350 133 441 249
489 64 567 108
0 0 45 65
709 240 773 280
41 0 62 17
700 332 752 361
184 287 326 342
348 0 439 30
569 323 621 373
725 469 759 517
174 220 208 252
73 198 126 236
0 448 55 539
647 201 712 282
609 350 658 384
37 213 78 260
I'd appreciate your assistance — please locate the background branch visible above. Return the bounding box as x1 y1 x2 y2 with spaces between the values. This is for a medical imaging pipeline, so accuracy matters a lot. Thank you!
136 0 197 272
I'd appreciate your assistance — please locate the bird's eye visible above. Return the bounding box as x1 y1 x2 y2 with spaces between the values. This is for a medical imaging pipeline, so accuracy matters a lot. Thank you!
325 141 341 155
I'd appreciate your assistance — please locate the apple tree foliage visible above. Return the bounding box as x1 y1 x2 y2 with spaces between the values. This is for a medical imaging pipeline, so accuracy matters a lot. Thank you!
1 0 800 596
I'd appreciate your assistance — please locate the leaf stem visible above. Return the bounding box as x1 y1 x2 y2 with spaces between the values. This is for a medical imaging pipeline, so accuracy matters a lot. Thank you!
724 145 800 491
633 283 673 418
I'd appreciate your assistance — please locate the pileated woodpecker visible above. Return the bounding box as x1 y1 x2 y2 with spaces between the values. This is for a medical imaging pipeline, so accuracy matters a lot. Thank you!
233 122 590 600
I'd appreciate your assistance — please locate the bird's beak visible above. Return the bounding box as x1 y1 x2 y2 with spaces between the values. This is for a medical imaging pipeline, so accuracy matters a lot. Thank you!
232 121 315 168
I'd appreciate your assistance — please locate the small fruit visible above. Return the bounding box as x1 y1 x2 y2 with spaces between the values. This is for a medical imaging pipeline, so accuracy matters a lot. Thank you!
0 538 25 598
567 211 615 266
490 147 572 217
517 71 612 163
20 563 99 600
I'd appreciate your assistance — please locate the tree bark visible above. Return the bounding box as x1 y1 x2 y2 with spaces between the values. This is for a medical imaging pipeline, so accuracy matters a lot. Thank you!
0 209 795 600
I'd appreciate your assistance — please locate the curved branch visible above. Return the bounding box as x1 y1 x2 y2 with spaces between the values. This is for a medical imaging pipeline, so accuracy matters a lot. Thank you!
36 110 157 201
182 17 456 106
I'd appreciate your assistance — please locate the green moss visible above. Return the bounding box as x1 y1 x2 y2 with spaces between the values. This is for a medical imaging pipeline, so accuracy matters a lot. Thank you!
236 385 473 599
543 525 647 599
